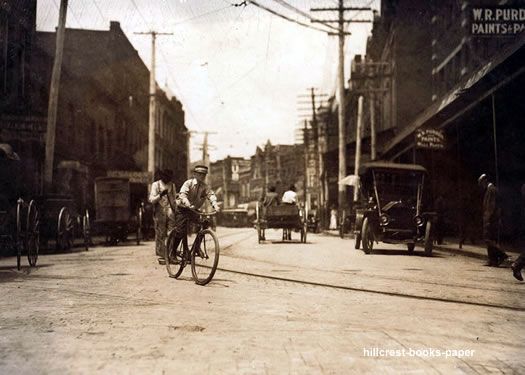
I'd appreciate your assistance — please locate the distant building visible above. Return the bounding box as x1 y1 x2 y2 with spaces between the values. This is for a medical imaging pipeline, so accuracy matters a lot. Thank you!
248 141 304 202
31 21 188 208
210 156 251 208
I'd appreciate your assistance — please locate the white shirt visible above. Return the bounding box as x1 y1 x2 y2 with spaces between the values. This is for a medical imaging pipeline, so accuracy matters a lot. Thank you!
282 190 297 204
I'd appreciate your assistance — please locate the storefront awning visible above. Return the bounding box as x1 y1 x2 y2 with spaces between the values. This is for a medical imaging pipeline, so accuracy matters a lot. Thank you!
382 34 525 160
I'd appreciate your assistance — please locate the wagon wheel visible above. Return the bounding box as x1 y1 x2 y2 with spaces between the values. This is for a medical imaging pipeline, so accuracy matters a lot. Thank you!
136 206 143 245
26 200 40 267
57 207 74 251
16 199 23 270
82 210 91 251
362 217 373 255
424 221 433 257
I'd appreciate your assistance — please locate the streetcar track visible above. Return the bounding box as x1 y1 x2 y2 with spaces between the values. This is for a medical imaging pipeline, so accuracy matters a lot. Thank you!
213 232 525 312
216 266 525 312
218 233 523 296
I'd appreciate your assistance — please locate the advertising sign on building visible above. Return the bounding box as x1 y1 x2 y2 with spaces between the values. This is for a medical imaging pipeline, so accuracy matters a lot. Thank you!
415 129 446 150
107 170 153 184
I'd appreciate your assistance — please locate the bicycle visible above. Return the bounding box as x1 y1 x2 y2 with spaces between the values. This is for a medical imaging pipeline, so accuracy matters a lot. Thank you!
164 206 220 286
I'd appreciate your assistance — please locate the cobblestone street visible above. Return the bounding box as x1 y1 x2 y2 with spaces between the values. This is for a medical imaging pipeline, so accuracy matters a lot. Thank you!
1 228 524 374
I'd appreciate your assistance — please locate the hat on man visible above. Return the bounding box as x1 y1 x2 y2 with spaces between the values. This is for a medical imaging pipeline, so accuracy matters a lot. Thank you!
194 165 208 174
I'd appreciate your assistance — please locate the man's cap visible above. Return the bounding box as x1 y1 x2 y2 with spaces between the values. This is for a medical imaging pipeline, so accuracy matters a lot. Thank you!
194 165 208 174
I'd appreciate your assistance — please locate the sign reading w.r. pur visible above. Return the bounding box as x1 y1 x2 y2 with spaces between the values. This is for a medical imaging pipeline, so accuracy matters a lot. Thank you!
415 129 446 150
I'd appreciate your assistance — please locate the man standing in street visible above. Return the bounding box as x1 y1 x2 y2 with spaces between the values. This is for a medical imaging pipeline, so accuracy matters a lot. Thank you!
149 169 177 264
478 174 509 267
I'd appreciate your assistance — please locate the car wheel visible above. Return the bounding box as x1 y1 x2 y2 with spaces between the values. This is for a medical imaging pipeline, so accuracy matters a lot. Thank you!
362 218 373 254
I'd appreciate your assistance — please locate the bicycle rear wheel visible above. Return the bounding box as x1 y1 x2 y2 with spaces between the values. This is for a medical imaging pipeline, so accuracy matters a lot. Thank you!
165 232 185 279
191 229 219 285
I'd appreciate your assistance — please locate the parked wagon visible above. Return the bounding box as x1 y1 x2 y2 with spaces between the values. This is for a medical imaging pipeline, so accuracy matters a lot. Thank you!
38 194 90 252
94 177 143 246
0 144 39 269
255 203 307 243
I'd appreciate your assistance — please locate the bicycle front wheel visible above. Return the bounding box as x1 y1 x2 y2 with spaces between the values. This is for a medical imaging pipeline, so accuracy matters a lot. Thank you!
191 229 220 285
165 232 185 279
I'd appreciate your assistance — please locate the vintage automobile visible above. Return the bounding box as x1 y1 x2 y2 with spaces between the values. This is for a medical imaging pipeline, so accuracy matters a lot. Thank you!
354 162 435 256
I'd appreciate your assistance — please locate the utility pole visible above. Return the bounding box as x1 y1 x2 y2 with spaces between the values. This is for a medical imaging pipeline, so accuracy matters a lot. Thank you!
192 131 217 169
303 120 309 208
297 88 327 212
369 93 376 160
134 31 173 179
354 96 364 202
311 1 372 212
44 0 68 193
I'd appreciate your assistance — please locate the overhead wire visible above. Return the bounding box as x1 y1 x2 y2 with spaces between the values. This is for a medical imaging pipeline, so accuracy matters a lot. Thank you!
247 0 333 34
269 0 339 32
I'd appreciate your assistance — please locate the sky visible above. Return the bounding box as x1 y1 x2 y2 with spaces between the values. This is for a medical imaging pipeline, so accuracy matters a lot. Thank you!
36 0 378 162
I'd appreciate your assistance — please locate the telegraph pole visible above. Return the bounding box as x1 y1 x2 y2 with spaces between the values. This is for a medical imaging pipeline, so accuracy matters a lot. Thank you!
134 31 173 179
311 1 372 212
44 0 68 193
354 96 364 202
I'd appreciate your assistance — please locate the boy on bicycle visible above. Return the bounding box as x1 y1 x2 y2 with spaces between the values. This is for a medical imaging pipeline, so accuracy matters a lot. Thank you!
169 165 220 246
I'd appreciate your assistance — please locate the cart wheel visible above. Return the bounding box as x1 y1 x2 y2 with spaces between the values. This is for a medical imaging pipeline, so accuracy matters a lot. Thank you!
26 200 39 267
16 199 23 270
136 206 143 246
362 218 373 254
82 210 91 251
407 243 415 255
424 221 433 257
57 207 74 251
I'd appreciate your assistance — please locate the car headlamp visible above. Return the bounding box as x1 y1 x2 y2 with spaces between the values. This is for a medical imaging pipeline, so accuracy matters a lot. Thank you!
380 214 389 226
414 215 424 227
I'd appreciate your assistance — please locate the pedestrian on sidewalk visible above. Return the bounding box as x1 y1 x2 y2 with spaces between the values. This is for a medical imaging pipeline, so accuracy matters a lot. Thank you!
329 205 337 230
149 169 177 264
511 183 525 281
478 174 509 267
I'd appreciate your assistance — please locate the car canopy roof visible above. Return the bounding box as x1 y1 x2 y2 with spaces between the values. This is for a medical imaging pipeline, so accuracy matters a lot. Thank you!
358 162 427 176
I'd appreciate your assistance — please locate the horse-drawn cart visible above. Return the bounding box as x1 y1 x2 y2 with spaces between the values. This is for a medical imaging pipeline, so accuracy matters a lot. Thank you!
0 144 39 269
255 203 307 243
38 194 90 252
94 177 142 245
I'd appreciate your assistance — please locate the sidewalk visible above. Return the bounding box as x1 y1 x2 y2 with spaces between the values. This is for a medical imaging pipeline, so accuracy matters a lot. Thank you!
323 230 522 261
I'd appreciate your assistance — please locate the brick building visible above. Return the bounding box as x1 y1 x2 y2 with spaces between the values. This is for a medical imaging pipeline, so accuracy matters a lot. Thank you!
247 141 304 203
210 156 251 208
0 0 45 196
374 0 525 240
31 21 188 208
